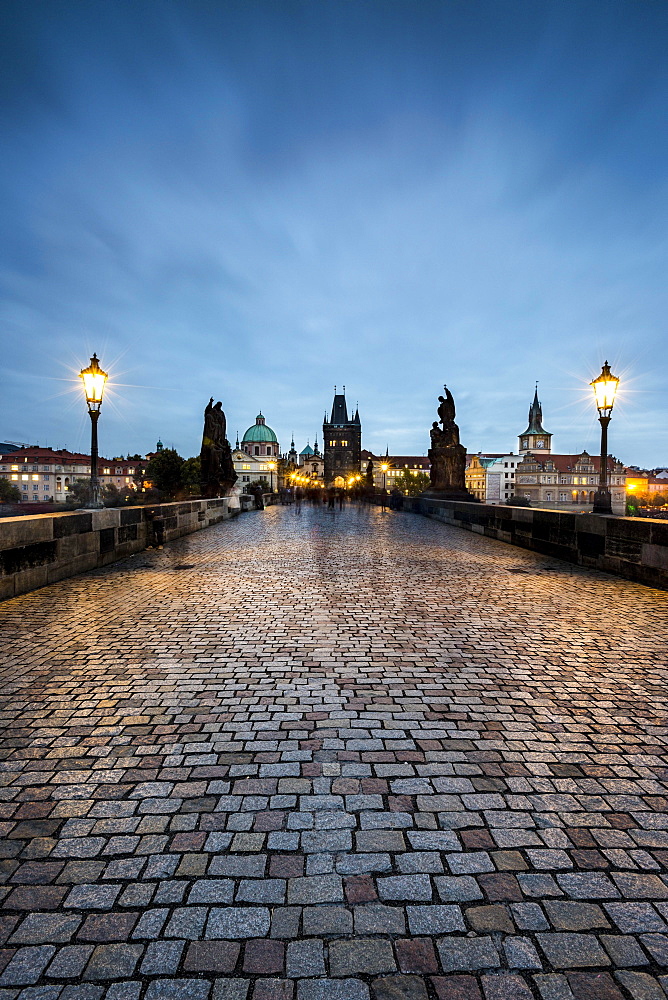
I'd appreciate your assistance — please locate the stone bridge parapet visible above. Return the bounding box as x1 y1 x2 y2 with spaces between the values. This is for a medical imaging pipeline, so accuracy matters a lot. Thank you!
0 495 253 600
401 496 668 590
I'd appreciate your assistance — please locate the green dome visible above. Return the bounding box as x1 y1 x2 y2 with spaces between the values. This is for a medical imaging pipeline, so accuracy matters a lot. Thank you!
242 413 278 444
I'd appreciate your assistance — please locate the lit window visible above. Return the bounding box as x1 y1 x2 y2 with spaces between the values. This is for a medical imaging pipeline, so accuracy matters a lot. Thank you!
128 468 134 474
21 474 28 481
32 474 39 481
103 467 110 474
11 474 18 481
11 465 18 471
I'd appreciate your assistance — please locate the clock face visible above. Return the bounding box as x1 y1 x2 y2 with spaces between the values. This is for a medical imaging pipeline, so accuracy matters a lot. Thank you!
536 440 544 448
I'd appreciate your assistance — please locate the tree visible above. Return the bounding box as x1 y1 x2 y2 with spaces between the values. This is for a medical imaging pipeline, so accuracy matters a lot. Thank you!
65 478 92 507
0 479 21 503
145 448 184 497
395 470 430 496
247 478 269 493
506 495 531 507
181 456 201 495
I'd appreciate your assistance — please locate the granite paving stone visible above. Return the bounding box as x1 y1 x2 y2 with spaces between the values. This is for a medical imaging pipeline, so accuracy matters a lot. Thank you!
0 503 666 997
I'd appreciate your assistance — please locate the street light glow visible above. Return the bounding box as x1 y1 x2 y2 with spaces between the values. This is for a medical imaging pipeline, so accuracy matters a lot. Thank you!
79 353 108 410
590 360 619 418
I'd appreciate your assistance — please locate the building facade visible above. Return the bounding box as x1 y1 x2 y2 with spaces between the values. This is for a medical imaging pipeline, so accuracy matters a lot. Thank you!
466 454 521 503
231 449 277 491
323 391 361 485
515 451 626 513
298 439 324 483
360 451 430 491
0 447 145 504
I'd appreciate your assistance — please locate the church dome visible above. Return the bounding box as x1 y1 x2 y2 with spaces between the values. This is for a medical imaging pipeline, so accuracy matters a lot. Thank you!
242 413 278 444
300 443 314 457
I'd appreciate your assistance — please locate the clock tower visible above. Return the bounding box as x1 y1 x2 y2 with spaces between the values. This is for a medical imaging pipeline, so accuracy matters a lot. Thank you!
518 386 552 454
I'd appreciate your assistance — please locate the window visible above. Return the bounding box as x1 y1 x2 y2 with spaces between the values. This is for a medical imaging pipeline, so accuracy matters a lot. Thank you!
340 440 348 447
128 468 134 475
242 464 250 470
21 474 28 481
546 492 552 501
11 465 18 471
43 474 49 480
32 494 38 501
254 446 260 455
11 475 18 481
266 447 272 455
103 467 110 474
115 467 122 474
22 483 28 490
32 474 39 481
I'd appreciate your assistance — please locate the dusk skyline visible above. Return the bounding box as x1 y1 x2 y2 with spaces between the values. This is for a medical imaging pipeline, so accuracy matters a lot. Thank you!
2 0 667 467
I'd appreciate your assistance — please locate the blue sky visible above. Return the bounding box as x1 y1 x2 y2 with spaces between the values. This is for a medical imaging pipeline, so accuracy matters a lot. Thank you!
1 0 667 466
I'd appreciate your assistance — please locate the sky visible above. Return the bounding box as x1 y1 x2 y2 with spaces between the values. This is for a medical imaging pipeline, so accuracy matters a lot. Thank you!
1 0 667 467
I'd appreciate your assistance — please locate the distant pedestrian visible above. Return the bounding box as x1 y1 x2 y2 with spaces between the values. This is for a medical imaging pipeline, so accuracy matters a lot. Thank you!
295 487 303 512
337 490 344 509
327 487 336 509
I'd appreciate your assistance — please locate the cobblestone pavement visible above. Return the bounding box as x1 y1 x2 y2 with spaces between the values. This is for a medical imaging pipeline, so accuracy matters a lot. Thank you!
1 502 667 1000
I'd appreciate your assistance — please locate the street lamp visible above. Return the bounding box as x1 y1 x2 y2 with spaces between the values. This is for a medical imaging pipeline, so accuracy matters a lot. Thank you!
267 460 276 493
590 360 619 515
79 353 108 509
380 462 389 513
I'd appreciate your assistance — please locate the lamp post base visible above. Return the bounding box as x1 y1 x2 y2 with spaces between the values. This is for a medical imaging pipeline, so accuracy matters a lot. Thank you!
592 488 613 515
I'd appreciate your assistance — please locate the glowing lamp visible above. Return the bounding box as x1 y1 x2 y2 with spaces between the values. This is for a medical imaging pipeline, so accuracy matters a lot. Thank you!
590 361 619 418
79 353 108 411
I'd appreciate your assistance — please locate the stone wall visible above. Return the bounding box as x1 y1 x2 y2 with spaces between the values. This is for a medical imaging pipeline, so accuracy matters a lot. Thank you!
0 496 253 601
403 497 668 590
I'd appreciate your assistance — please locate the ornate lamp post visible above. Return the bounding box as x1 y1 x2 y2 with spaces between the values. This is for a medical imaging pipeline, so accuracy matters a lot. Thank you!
79 353 108 509
380 462 389 513
267 460 276 494
590 360 619 515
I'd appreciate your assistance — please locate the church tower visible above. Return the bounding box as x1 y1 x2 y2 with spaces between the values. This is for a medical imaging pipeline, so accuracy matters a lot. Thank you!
323 388 362 485
518 386 552 454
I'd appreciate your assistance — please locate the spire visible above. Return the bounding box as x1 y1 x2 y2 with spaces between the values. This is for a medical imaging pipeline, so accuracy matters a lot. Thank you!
329 388 349 424
524 383 546 433
235 432 239 450
314 435 320 456
385 445 389 458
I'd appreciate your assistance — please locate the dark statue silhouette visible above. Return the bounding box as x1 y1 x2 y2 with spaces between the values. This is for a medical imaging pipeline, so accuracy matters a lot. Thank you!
424 385 474 500
200 397 237 498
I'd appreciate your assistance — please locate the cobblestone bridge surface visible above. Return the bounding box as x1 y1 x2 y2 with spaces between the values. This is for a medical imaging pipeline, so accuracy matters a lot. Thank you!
1 503 667 1000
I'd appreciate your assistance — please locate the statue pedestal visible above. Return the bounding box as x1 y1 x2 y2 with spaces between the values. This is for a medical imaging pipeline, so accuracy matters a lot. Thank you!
421 488 478 502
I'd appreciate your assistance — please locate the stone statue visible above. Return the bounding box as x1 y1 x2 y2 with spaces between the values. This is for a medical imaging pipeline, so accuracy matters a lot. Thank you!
200 398 237 498
425 385 475 500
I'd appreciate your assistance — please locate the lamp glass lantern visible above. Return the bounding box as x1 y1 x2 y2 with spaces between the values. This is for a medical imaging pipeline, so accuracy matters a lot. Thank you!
590 361 619 418
79 353 108 411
